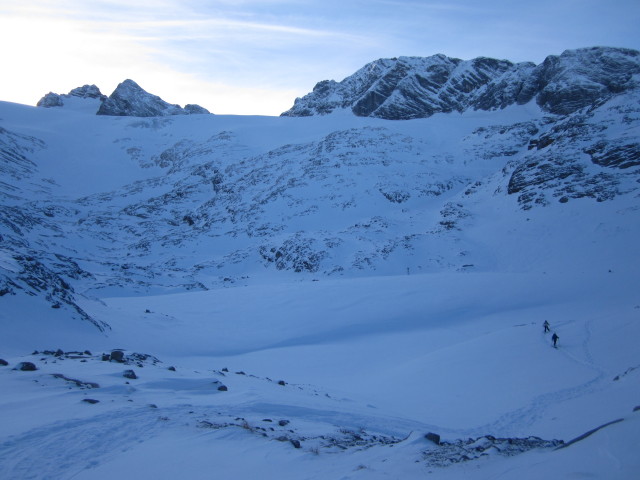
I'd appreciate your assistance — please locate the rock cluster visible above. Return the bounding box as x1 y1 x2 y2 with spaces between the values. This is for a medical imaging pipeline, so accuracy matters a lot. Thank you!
422 434 564 467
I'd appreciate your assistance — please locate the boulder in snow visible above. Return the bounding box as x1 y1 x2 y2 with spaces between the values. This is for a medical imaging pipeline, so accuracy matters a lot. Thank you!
14 362 37 371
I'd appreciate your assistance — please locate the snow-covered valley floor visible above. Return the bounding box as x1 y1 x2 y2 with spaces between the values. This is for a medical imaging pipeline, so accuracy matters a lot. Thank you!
1 271 639 479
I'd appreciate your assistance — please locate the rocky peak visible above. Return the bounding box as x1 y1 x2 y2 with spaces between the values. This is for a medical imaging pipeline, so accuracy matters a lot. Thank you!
37 80 211 117
68 84 107 100
36 84 106 108
96 79 210 117
524 47 640 114
281 47 640 119
36 92 64 108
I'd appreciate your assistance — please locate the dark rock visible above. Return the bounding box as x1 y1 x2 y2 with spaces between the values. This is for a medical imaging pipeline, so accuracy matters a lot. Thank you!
278 380 286 386
123 369 137 379
127 352 161 366
278 420 290 427
290 439 302 449
101 354 110 362
0 359 8 366
14 361 37 371
82 398 100 404
167 366 176 371
37 92 64 108
380 189 410 203
259 234 328 273
110 350 125 362
422 434 563 467
426 432 441 445
585 141 640 169
633 405 640 412
184 104 211 115
217 385 228 391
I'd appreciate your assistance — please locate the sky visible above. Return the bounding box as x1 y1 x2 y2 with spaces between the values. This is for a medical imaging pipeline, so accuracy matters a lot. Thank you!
0 0 639 116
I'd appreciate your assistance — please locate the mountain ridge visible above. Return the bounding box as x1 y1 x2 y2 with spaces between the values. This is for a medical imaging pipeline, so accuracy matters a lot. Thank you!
1 45 639 330
281 46 640 119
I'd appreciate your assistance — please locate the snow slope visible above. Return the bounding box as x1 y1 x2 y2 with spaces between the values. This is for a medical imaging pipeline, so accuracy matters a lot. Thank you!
1 54 640 478
1 271 639 479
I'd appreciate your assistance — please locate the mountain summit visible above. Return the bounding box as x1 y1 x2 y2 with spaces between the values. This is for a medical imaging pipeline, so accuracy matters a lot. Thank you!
282 47 640 119
37 79 211 117
96 79 210 117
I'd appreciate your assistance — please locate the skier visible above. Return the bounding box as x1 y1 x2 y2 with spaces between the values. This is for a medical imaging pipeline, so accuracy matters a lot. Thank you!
552 332 559 348
543 320 550 333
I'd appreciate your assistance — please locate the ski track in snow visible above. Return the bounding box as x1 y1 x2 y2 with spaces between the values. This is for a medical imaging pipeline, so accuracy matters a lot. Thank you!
0 407 165 480
473 318 610 438
0 400 432 479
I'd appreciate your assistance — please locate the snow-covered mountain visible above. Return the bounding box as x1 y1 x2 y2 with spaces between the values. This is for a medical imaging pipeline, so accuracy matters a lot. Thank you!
1 47 639 479
37 79 210 116
282 47 640 119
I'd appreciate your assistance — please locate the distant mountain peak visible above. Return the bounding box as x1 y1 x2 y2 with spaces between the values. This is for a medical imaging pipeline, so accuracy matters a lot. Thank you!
37 84 107 109
37 80 211 117
281 46 640 119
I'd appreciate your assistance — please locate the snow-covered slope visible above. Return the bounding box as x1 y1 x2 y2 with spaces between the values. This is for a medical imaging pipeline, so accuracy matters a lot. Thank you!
1 47 639 479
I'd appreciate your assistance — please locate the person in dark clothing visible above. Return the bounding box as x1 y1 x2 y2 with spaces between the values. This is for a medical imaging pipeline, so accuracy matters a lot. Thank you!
543 320 550 333
552 332 559 347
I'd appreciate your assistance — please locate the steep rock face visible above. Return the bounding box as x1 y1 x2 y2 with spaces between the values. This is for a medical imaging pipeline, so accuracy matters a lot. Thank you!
97 80 210 117
282 47 640 119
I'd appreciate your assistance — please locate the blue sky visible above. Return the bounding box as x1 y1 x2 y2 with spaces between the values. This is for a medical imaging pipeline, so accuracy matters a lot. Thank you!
1 0 639 115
